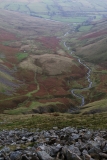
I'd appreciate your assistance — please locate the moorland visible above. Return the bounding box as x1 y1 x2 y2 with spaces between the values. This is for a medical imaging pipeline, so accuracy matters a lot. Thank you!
0 0 107 130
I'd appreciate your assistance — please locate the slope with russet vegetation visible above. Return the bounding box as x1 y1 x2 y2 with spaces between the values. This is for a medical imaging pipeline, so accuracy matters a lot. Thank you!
65 18 107 115
0 9 89 114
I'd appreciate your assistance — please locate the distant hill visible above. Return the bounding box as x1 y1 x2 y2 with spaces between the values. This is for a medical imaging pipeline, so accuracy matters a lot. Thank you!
76 19 107 66
0 0 107 23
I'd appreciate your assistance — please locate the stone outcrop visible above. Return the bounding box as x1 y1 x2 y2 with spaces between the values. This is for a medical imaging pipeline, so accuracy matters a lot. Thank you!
0 127 107 160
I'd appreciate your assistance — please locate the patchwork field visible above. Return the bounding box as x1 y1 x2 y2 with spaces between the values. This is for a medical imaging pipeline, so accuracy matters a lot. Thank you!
0 0 106 23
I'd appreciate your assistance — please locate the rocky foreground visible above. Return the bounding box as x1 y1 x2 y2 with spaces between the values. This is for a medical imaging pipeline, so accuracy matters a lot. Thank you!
0 127 107 160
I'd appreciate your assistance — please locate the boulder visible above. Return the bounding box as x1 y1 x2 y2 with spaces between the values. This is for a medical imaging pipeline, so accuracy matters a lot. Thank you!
37 151 54 160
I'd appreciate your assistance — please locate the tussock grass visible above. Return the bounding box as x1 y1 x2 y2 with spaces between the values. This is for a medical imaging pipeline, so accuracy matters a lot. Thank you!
1 112 107 130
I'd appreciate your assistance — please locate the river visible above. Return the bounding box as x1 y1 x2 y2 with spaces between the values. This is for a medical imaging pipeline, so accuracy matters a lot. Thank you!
64 40 92 107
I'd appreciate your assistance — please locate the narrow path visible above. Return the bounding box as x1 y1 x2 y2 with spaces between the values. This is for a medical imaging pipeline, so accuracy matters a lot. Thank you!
64 40 92 107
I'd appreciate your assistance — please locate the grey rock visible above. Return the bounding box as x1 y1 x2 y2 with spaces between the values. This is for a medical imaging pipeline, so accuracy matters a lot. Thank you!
2 147 10 153
82 149 88 155
71 133 79 141
66 150 82 160
38 145 45 151
43 132 50 138
69 145 81 156
45 144 62 157
0 158 4 160
103 144 107 152
27 137 34 142
61 127 75 134
21 155 30 160
83 154 94 160
37 151 54 160
22 137 27 141
1 127 107 160
88 147 101 159
62 145 81 160
88 140 101 148
82 131 93 140
10 151 22 160
99 152 107 158
82 150 94 160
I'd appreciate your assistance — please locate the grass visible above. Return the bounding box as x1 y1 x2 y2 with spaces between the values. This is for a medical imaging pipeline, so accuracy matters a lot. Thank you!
16 52 29 61
1 112 107 130
75 21 107 64
2 41 11 46
26 80 39 97
28 3 47 12
6 3 19 11
0 83 10 93
80 98 107 114
52 16 88 23
4 101 62 115
79 25 93 32
19 5 30 13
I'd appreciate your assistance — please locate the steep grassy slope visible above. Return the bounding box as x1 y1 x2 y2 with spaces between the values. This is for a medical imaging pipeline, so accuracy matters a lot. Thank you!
0 63 20 95
76 20 107 66
0 9 66 37
66 19 107 67
81 98 107 115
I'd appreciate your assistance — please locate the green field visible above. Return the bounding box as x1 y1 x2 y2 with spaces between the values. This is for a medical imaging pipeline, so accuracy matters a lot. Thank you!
52 16 88 23
16 52 28 61
79 25 93 32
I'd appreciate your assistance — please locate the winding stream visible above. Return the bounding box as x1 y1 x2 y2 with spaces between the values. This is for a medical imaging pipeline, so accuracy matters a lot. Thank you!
64 40 92 107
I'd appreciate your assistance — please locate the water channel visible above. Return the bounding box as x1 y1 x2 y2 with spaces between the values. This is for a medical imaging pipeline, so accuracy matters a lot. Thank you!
64 37 92 106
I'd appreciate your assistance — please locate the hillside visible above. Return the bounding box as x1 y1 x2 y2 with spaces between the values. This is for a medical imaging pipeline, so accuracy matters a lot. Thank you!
76 20 107 66
0 63 20 95
0 0 107 23
1 0 107 133
64 18 107 113
1 7 107 115
0 9 89 114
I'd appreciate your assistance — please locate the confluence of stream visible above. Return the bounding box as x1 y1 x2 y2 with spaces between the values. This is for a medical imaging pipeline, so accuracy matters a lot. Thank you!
63 32 92 107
